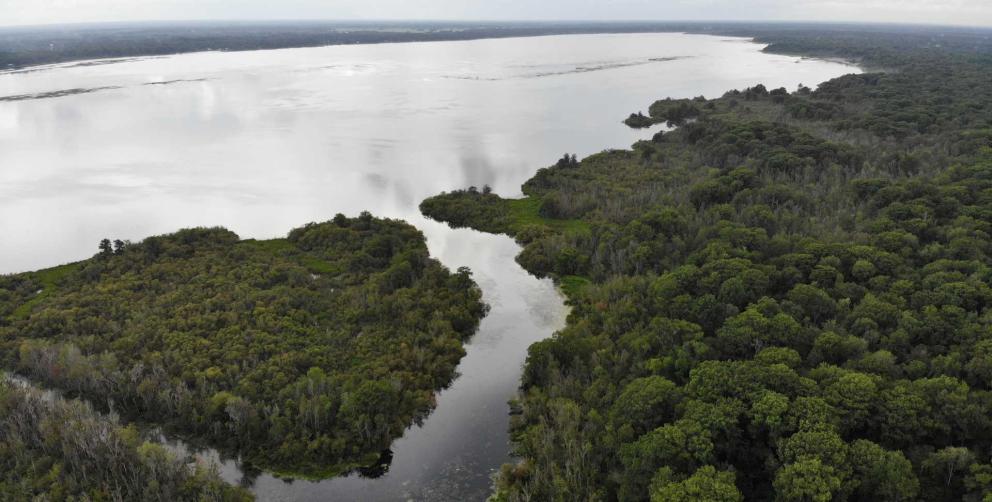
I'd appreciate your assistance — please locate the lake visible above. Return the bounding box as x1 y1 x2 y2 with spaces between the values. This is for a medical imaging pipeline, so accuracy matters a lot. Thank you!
0 32 858 500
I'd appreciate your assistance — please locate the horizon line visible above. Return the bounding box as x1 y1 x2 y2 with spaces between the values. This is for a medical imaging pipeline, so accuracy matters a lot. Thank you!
2 18 991 31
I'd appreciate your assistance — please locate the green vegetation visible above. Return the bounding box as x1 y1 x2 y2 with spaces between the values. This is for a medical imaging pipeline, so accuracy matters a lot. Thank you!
421 185 515 234
423 28 992 501
624 112 655 129
420 176 591 239
506 196 591 235
0 213 487 478
0 379 252 501
559 275 593 299
8 262 79 319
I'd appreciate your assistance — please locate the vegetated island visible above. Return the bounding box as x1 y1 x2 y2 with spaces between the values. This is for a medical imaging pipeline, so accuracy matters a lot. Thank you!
0 212 487 482
421 27 992 501
0 378 253 501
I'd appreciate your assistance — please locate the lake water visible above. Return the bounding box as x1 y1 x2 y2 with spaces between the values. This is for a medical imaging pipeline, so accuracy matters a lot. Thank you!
0 33 858 500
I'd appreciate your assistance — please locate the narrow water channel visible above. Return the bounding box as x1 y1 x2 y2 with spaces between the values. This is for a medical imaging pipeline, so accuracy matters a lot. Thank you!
156 223 569 500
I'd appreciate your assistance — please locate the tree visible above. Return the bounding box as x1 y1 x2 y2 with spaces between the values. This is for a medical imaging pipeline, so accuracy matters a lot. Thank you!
785 397 838 434
716 300 802 358
808 332 867 366
964 463 992 502
848 439 919 501
875 382 929 447
620 419 714 500
779 427 848 469
98 238 113 257
774 458 842 502
822 372 877 433
923 447 976 498
966 339 992 387
748 390 790 437
754 347 802 369
651 465 743 502
611 376 681 436
785 284 837 324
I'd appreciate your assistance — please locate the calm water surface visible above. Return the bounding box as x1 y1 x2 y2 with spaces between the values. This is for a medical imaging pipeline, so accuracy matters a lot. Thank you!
0 33 858 501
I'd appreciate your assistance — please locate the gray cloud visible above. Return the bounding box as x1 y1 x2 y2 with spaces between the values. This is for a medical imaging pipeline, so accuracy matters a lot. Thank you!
1 0 990 27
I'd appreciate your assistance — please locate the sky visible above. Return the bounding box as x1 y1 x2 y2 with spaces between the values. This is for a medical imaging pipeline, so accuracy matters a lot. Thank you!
1 0 991 28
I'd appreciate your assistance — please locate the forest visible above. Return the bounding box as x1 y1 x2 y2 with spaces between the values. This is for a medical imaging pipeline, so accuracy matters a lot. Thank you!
0 378 252 500
421 27 992 501
0 213 487 479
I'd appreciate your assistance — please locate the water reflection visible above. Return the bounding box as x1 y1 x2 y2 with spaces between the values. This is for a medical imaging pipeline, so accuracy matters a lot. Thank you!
0 33 858 500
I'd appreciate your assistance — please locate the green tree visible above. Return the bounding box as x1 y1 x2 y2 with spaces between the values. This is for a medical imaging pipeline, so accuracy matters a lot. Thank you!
717 300 802 358
848 439 919 501
822 372 878 433
774 458 843 502
98 238 113 257
650 465 743 502
786 284 837 324
922 447 976 499
620 419 714 500
611 376 681 436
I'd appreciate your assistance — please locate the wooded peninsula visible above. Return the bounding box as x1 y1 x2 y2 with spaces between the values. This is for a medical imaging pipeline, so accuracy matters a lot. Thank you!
423 27 992 501
0 214 486 498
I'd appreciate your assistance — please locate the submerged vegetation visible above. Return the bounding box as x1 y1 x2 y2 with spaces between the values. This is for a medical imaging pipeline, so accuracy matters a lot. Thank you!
0 213 486 478
423 28 992 501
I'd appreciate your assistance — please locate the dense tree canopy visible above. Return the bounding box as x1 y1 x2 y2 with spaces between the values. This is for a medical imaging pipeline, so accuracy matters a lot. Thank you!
0 213 487 478
423 27 992 502
0 379 252 501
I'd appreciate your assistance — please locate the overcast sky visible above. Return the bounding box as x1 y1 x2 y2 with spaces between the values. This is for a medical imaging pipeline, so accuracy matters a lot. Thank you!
1 0 990 28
